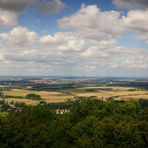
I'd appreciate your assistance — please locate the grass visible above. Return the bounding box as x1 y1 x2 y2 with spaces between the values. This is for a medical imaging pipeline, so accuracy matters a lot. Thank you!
0 111 9 117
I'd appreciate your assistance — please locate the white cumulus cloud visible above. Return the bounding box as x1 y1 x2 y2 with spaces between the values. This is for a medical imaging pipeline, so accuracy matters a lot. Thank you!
0 5 147 76
0 9 18 28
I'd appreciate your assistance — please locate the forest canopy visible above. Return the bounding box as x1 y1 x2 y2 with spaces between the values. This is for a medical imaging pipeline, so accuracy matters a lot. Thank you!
0 98 148 148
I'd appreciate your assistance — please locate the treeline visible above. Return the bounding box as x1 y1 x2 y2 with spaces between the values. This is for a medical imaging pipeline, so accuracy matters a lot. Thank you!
5 93 41 100
109 81 148 89
31 84 79 91
0 98 148 148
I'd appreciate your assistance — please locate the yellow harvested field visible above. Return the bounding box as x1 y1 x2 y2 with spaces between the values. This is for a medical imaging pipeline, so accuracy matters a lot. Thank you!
77 86 135 91
6 98 39 105
37 91 72 103
72 87 148 100
5 89 37 97
122 95 148 100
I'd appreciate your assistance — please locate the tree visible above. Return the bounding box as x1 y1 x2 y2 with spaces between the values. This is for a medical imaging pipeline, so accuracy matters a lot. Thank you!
26 94 41 100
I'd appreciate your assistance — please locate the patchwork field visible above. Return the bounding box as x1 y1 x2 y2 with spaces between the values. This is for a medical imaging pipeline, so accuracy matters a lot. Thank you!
2 86 148 105
72 87 148 100
3 89 72 105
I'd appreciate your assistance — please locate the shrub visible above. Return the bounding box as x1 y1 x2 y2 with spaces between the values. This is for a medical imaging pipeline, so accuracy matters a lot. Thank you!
26 93 41 100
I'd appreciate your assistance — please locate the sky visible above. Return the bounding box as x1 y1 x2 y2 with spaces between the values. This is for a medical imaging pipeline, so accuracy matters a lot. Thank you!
0 0 147 77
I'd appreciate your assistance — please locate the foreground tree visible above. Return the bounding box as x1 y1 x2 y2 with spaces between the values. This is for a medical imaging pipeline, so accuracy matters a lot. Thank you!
0 98 148 148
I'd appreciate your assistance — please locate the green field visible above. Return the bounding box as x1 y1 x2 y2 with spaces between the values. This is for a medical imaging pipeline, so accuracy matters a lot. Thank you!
0 111 8 117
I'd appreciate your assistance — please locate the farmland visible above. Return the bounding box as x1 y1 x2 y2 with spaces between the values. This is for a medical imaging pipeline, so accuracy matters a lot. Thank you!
3 89 72 105
1 85 148 105
0 77 147 105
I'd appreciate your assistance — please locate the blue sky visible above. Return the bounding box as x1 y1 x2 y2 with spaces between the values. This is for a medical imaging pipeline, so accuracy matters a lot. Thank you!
18 0 117 34
0 0 147 77
16 0 147 52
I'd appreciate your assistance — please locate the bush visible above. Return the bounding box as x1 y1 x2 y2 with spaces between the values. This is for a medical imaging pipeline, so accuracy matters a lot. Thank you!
26 93 41 100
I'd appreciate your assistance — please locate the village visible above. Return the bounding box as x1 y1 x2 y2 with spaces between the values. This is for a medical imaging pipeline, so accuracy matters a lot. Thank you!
0 90 25 112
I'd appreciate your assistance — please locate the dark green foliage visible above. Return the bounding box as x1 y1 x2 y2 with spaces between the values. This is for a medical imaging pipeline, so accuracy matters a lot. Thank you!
32 84 78 91
26 93 41 100
2 87 12 91
0 98 148 148
5 95 24 99
0 91 5 99
84 88 98 92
